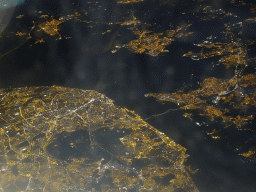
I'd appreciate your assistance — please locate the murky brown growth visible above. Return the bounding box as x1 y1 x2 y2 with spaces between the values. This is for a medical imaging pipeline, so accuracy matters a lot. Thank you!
0 86 198 192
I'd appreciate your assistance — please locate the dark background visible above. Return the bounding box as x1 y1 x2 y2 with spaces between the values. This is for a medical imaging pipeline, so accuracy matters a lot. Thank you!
1 0 256 191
